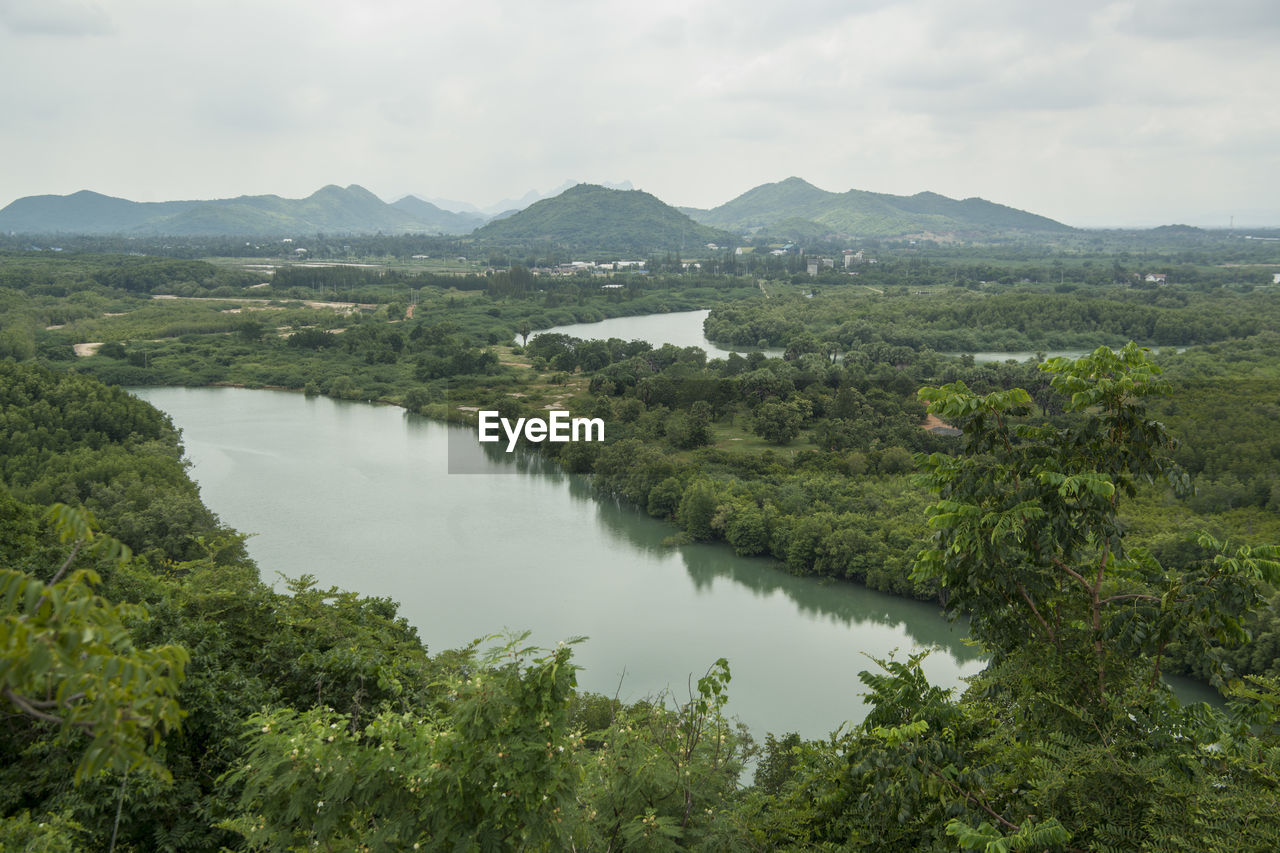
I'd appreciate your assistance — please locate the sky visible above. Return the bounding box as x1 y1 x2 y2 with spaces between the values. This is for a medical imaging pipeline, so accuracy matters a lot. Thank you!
1 0 1277 228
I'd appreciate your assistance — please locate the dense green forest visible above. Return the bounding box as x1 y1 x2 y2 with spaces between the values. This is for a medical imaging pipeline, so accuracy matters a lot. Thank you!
5 240 1280 849
703 288 1279 351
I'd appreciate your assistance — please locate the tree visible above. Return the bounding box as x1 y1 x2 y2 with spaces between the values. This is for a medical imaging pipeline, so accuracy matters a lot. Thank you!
678 479 720 540
757 345 1280 851
666 401 712 450
222 635 580 851
752 399 809 445
915 343 1278 704
572 658 753 851
1 505 188 783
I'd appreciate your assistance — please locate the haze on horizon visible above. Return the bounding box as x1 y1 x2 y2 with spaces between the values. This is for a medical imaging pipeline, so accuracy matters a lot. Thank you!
2 0 1277 229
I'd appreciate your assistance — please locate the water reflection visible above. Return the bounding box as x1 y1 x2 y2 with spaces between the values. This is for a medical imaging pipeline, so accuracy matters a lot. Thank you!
136 386 984 738
412 413 978 667
529 309 784 361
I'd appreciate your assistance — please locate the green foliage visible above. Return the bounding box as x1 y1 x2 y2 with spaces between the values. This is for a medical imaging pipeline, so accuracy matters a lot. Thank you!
915 344 1279 701
0 361 224 561
705 287 1280 351
221 635 581 852
0 809 85 851
572 658 754 851
1 505 188 783
677 479 720 541
751 398 808 445
945 816 1070 852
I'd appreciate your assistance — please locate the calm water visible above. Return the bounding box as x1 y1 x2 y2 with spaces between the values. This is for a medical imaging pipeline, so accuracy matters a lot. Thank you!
526 314 1216 708
527 309 782 360
532 309 1118 364
134 386 982 740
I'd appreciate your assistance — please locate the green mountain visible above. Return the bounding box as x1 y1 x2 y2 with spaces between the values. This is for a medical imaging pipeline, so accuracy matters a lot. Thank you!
691 176 1073 238
470 184 738 253
0 185 469 236
391 195 487 234
0 190 200 234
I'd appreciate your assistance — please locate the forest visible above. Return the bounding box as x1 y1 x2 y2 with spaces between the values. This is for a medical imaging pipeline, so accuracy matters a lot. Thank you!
4 238 1280 849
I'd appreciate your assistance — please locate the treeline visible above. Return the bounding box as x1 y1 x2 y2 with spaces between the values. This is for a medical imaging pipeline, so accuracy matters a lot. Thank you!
0 253 258 296
704 288 1280 351
493 332 1057 597
0 362 223 560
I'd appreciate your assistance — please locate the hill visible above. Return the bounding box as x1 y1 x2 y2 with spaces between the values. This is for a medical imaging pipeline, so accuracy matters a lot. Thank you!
690 176 1074 239
391 195 487 234
470 184 738 253
0 185 471 236
0 190 199 234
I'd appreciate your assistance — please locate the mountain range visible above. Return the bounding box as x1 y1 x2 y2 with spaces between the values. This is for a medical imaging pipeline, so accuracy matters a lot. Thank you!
0 178 1074 245
683 177 1073 239
0 185 483 237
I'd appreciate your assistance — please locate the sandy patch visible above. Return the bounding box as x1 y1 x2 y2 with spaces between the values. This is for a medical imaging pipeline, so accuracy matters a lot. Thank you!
456 406 482 412
74 342 103 357
923 413 958 432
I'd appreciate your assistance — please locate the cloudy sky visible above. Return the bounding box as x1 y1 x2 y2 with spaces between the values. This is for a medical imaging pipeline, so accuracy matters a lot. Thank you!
1 0 1276 227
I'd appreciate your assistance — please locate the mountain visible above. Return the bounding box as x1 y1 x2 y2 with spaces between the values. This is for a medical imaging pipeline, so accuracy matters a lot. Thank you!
690 177 1073 238
0 190 199 234
470 184 737 253
423 180 636 218
0 185 474 236
391 195 487 234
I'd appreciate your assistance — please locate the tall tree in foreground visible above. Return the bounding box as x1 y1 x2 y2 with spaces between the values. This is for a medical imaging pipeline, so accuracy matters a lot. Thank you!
755 345 1280 851
914 342 1278 706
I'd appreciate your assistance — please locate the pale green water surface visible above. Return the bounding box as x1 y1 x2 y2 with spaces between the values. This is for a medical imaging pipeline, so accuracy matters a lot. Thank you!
135 386 982 740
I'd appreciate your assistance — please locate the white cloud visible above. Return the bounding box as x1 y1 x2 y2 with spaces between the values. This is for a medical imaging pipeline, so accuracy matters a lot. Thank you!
0 0 1276 225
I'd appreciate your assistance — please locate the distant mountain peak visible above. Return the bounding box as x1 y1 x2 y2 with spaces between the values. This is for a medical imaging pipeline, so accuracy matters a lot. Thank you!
690 178 1072 238
471 182 736 252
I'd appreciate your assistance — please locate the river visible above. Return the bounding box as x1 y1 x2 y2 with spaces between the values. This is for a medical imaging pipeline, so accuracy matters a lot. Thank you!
526 309 781 360
528 308 1122 364
131 314 1215 739
133 386 982 741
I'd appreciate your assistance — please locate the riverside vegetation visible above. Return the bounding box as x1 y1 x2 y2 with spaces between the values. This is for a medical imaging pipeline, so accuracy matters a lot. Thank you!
4 236 1280 849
